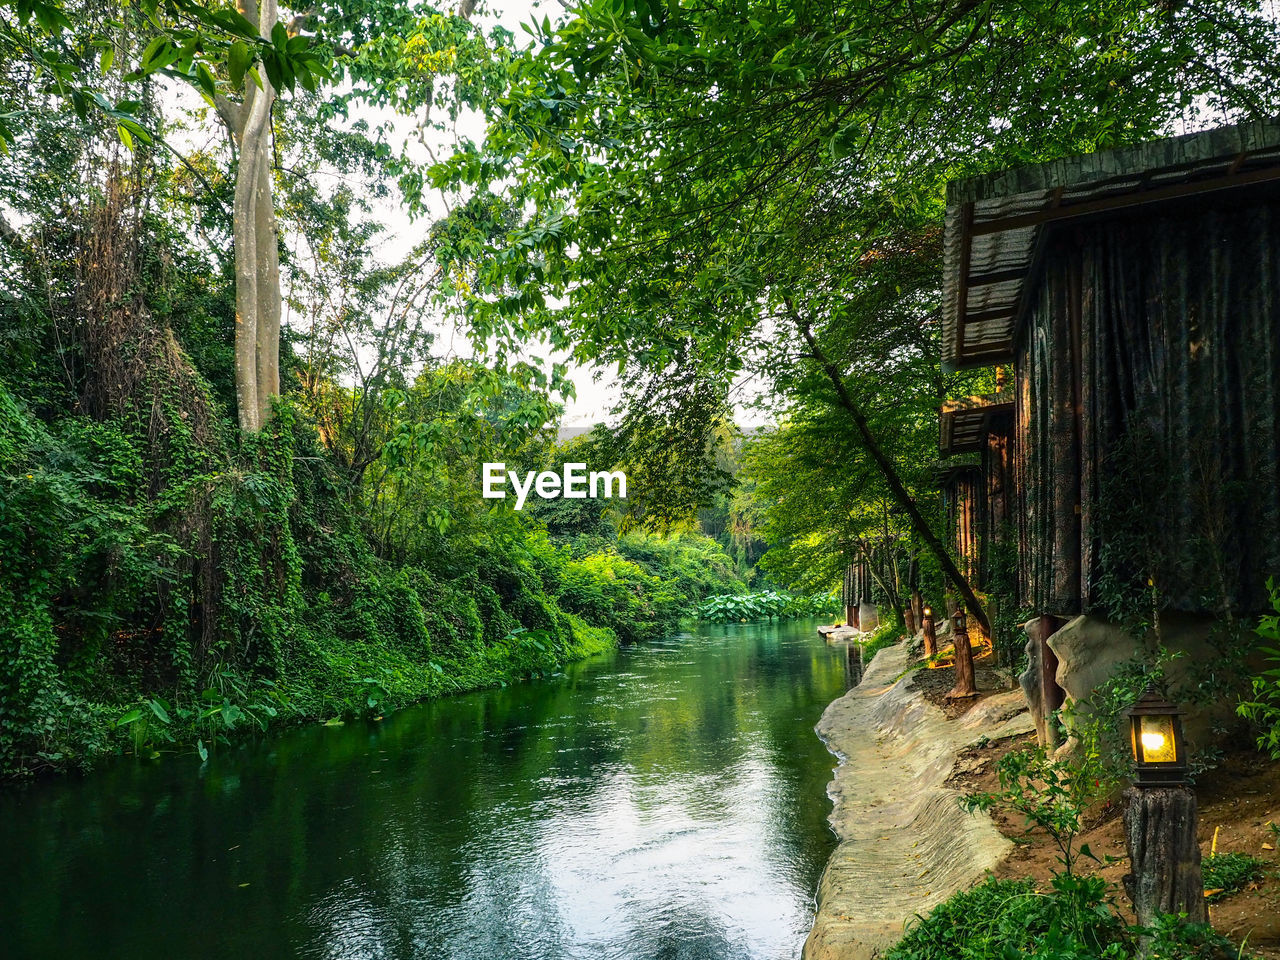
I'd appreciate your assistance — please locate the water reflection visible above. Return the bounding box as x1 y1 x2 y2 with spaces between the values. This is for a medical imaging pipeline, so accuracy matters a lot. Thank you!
0 621 845 960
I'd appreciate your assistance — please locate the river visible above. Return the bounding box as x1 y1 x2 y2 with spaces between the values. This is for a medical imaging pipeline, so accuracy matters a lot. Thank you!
0 620 850 960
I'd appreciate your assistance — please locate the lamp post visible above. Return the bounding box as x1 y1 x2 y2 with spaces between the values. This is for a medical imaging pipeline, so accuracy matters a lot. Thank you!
948 605 977 699
921 606 936 658
1128 688 1189 786
1122 686 1205 946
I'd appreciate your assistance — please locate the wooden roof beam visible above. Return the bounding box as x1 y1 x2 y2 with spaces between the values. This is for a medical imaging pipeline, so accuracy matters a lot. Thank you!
969 162 1280 236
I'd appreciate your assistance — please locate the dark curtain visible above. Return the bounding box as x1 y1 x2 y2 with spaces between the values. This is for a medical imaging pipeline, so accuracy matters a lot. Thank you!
1017 189 1280 615
1017 244 1082 615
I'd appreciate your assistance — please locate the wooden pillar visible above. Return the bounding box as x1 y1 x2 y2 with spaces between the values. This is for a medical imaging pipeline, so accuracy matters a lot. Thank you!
948 610 977 699
857 558 877 631
843 563 857 627
1123 786 1206 946
851 560 861 630
921 609 937 658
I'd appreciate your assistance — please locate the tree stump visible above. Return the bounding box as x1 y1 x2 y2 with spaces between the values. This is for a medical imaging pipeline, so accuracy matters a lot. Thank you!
1123 786 1206 935
948 621 977 699
922 613 937 658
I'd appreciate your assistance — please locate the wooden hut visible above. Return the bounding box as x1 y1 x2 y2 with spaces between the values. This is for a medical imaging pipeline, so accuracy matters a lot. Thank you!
939 117 1280 744
938 393 1015 591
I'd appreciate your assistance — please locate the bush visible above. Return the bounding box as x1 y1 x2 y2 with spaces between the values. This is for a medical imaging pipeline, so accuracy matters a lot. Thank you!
883 875 1125 960
697 589 837 623
884 875 1249 960
1238 577 1280 758
860 622 904 661
555 550 685 644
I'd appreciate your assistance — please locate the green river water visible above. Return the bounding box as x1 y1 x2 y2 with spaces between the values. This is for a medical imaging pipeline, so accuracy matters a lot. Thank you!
0 620 853 960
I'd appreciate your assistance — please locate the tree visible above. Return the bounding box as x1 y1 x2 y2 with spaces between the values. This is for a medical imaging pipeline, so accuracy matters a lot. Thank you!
0 0 332 431
433 0 1280 632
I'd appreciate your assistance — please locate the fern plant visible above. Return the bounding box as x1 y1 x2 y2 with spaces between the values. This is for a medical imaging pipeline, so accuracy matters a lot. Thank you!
1237 577 1280 759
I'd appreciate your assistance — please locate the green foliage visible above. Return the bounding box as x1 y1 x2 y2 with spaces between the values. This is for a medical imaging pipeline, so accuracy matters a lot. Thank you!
696 590 836 624
1201 853 1266 902
860 622 904 663
883 875 1126 960
554 548 682 645
883 874 1250 960
1238 577 1280 759
961 734 1114 878
0 0 332 153
1 354 757 777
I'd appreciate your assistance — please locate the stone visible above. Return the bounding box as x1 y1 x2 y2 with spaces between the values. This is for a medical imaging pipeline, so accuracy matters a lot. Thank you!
1019 624 1048 744
858 601 879 633
1045 613 1239 753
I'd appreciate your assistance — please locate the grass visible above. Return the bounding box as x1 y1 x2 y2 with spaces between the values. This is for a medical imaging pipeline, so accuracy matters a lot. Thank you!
860 621 905 662
1202 852 1266 902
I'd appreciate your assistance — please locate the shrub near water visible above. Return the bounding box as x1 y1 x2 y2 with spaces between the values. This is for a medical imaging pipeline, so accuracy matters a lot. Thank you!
0 376 743 778
882 875 1244 960
697 590 838 623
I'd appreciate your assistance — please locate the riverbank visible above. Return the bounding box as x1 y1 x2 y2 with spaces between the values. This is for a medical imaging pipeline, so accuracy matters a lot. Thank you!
803 639 1034 960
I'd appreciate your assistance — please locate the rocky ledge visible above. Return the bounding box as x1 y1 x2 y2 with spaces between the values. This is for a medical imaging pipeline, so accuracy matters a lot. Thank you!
803 641 1034 960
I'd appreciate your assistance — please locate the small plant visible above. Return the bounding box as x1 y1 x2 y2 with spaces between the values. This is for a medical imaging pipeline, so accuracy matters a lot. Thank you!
1201 852 1265 902
1237 577 1280 759
960 730 1115 878
1140 914 1256 959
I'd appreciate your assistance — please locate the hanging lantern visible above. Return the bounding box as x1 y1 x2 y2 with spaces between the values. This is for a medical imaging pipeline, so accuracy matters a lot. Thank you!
1127 687 1188 786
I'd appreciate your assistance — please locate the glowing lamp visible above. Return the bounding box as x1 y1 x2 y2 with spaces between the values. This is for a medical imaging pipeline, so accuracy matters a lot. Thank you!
922 606 932 618
1126 687 1188 786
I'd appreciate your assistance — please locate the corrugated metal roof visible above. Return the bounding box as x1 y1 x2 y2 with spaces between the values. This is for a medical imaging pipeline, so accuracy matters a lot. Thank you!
941 117 1280 371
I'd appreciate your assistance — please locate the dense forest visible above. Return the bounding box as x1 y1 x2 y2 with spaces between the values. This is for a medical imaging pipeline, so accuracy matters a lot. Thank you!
10 2 1280 960
5 0 1280 782
0 11 762 777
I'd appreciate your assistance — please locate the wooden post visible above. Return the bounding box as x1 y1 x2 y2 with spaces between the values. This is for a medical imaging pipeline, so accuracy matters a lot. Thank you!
843 563 857 628
1039 621 1064 748
948 609 978 699
1123 786 1206 948
903 604 916 634
922 609 937 658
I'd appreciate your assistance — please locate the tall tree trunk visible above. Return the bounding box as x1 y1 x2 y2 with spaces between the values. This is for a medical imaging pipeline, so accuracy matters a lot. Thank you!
787 301 992 637
254 139 281 426
226 0 279 433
